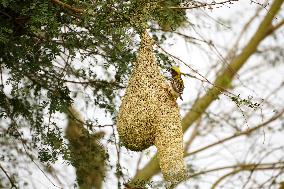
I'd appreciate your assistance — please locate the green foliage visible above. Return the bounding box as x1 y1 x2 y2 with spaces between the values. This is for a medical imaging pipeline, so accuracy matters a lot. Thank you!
230 94 261 109
0 0 186 186
152 0 187 31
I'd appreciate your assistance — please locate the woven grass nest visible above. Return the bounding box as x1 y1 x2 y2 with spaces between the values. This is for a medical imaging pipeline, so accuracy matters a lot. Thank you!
117 31 187 182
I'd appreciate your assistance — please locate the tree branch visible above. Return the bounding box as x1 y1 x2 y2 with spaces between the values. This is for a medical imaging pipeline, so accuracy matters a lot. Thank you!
266 19 284 36
129 0 284 185
185 108 284 157
182 0 284 132
51 0 84 13
211 162 284 189
185 161 284 180
0 163 17 189
169 0 239 10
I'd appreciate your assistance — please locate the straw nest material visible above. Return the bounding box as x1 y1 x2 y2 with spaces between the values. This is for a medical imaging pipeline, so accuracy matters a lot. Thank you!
117 31 187 182
66 107 107 189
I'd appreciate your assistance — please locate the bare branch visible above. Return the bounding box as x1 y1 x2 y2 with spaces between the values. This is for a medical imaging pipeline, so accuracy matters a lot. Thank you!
211 162 284 189
169 0 239 10
0 163 17 189
185 108 284 157
130 0 284 184
266 19 284 36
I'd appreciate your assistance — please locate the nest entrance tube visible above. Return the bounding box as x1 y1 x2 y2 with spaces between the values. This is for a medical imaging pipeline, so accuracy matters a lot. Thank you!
117 31 187 183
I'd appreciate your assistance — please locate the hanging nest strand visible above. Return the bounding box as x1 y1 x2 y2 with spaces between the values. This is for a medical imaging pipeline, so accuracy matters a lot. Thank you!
117 31 187 182
66 107 107 189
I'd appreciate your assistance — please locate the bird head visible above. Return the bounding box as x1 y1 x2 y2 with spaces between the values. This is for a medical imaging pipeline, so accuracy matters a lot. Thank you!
170 66 181 76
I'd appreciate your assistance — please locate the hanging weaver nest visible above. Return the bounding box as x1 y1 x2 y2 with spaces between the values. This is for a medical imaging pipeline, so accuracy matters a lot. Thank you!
66 107 107 189
117 31 187 182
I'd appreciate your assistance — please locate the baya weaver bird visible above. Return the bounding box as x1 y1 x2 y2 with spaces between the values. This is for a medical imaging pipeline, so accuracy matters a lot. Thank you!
170 66 184 100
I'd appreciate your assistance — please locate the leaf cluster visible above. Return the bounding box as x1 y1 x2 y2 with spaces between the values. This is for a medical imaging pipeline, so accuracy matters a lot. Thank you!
0 0 187 177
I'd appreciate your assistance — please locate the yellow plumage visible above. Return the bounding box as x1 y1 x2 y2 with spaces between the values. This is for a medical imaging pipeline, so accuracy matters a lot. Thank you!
170 66 184 100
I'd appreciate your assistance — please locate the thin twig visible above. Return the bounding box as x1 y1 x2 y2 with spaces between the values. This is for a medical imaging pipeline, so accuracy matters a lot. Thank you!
155 42 237 98
0 163 17 189
184 117 201 152
185 108 284 157
111 125 125 186
211 163 284 189
169 0 239 10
